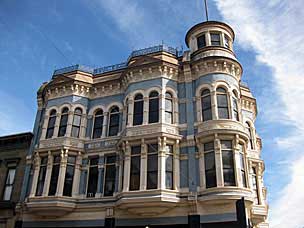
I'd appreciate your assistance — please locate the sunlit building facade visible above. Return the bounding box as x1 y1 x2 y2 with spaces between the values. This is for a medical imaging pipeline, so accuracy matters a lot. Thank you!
20 21 268 227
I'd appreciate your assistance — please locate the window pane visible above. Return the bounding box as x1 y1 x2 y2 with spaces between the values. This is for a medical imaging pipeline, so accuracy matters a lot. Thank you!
204 152 215 171
211 33 221 45
218 108 229 119
148 144 158 153
106 156 116 164
71 126 80 137
130 156 140 174
149 91 159 98
224 36 230 48
36 166 47 196
93 128 102 139
197 34 206 48
166 171 173 189
217 94 228 106
73 115 81 126
104 164 116 196
202 109 212 121
202 95 211 110
221 140 232 149
3 186 13 200
147 171 157 189
63 164 75 196
165 99 173 111
223 169 236 186
166 155 173 172
109 113 119 136
147 154 158 172
204 142 214 151
205 170 217 188
87 166 98 197
48 164 60 196
165 112 172 124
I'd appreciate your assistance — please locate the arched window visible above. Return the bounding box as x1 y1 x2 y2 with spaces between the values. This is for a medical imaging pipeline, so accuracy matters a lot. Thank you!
108 106 120 136
165 92 173 124
71 108 82 138
246 122 254 150
92 109 104 139
148 91 159 123
133 94 144 126
201 89 212 121
232 90 239 121
58 107 69 137
46 109 57 139
216 87 229 119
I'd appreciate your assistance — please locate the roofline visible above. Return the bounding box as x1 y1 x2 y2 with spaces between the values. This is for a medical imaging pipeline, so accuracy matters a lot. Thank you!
185 21 235 47
0 132 33 141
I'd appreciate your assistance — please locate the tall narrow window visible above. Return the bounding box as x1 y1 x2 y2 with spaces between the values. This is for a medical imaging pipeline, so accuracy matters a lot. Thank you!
148 91 159 123
204 142 217 188
58 107 69 137
165 92 173 124
217 87 229 119
125 99 129 127
3 168 16 200
197 34 206 48
201 89 212 121
133 94 144 125
239 144 247 188
232 90 239 121
130 146 141 191
108 106 120 136
104 155 116 196
36 157 48 196
165 145 174 189
46 110 56 139
92 109 104 139
246 122 254 150
147 144 158 189
71 108 82 138
63 156 76 197
87 157 99 197
252 167 260 204
221 140 236 186
210 33 221 46
48 155 61 196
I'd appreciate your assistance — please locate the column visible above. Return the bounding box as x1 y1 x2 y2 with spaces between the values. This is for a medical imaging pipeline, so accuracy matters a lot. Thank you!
256 163 264 205
127 99 134 127
197 143 206 190
211 89 218 120
140 139 147 190
79 114 87 139
234 136 241 187
53 113 61 138
143 97 149 125
206 32 211 46
40 115 49 140
42 151 53 196
72 152 82 197
123 142 131 192
29 153 40 197
173 97 179 124
195 97 202 123
102 112 109 138
65 111 74 137
96 155 105 197
158 137 166 189
214 137 224 187
220 32 225 46
86 115 93 139
228 91 233 119
56 149 68 196
173 140 180 190
160 90 166 123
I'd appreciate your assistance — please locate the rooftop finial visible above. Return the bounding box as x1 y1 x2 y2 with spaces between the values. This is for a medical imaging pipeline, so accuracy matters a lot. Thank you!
204 0 209 21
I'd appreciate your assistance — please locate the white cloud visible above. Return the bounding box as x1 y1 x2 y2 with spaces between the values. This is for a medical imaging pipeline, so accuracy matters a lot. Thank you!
214 0 304 227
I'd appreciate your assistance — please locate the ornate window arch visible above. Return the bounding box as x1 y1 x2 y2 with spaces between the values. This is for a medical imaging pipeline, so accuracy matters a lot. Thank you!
216 87 229 119
201 89 212 121
148 91 159 123
46 109 57 139
165 91 173 124
71 108 82 138
92 109 104 139
58 107 69 137
133 93 144 126
108 106 120 136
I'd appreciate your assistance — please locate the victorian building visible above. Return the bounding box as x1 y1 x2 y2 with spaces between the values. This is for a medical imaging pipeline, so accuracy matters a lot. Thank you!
19 21 268 227
0 132 33 228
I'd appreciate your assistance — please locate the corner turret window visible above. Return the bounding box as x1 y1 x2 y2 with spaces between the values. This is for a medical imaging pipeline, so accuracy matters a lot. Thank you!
221 140 236 186
210 33 221 46
36 157 48 196
201 89 212 121
197 34 206 49
48 155 61 196
92 109 104 139
133 94 144 126
165 92 173 124
204 142 216 188
108 106 120 136
58 108 69 137
71 108 82 138
46 110 57 139
216 87 229 119
148 91 159 123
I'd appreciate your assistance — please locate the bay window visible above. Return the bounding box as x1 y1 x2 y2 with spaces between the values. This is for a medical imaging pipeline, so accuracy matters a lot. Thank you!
48 155 61 196
165 145 174 189
221 140 236 186
147 144 158 189
204 142 217 188
216 87 229 119
36 157 48 196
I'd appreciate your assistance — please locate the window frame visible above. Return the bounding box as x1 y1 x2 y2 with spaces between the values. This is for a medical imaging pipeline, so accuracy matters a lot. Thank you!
71 108 83 138
48 155 61 196
133 94 144 126
92 109 104 139
204 142 217 188
148 91 159 124
165 145 174 190
147 143 158 190
2 167 16 201
210 32 221 46
239 144 247 188
197 33 206 49
46 110 57 139
232 90 239 121
63 156 76 197
201 89 212 121
165 92 173 124
129 145 141 191
108 106 120 137
103 155 116 196
221 140 236 186
216 87 230 119
246 122 254 150
58 107 69 137
36 156 48 196
86 157 99 197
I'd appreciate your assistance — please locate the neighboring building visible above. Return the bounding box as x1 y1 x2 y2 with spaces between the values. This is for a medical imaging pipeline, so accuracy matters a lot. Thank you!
0 132 33 228
20 21 268 227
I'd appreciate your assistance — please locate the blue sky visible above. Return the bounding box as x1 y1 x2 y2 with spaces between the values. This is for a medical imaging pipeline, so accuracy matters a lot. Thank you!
0 0 303 226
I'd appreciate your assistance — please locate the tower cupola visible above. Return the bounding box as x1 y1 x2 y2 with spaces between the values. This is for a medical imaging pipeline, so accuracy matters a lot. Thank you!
185 21 236 61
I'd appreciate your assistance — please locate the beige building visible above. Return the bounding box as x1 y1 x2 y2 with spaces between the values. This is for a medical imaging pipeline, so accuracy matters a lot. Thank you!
19 21 268 227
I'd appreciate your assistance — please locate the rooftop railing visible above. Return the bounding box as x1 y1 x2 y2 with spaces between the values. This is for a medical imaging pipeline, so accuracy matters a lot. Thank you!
53 45 182 76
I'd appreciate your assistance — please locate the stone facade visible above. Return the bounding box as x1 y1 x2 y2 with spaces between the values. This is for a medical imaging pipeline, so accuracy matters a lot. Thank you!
20 21 268 227
0 132 33 228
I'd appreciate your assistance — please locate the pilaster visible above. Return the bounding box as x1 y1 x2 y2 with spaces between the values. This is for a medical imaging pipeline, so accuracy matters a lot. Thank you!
102 112 109 137
173 140 180 190
143 97 149 125
79 115 87 139
72 152 82 197
214 137 224 187
29 153 41 197
56 149 68 196
65 111 74 137
123 142 131 192
127 99 134 127
96 155 105 197
40 115 49 140
197 143 206 190
140 139 147 190
158 137 166 189
211 89 218 120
